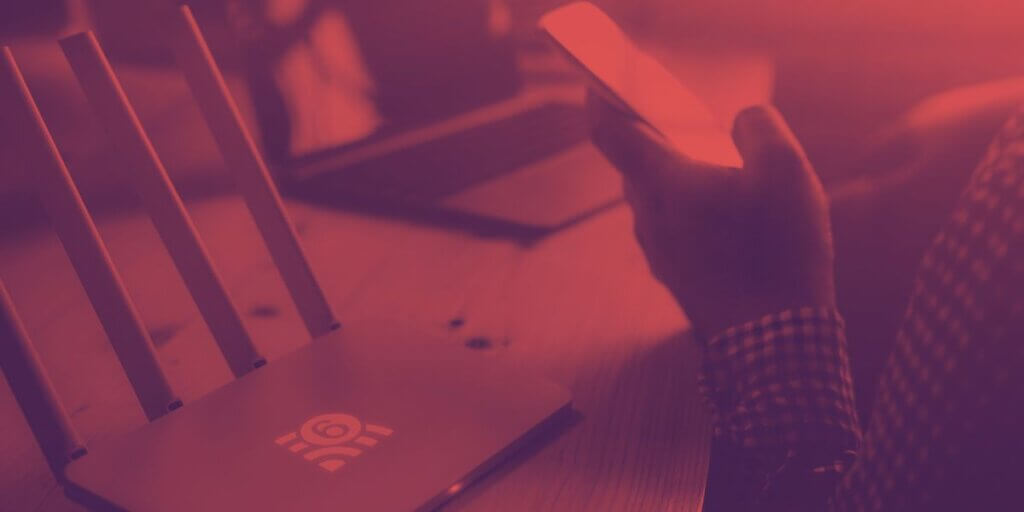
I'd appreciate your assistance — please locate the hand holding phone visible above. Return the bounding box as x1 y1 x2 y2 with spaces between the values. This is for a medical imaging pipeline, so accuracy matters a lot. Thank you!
539 2 743 167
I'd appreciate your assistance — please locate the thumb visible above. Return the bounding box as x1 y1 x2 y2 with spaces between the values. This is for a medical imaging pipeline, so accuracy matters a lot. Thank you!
731 105 814 190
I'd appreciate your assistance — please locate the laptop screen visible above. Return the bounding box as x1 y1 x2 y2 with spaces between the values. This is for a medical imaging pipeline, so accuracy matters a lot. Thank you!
235 0 523 167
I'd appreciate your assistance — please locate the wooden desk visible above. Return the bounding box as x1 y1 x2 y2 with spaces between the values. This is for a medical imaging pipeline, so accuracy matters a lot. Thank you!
0 157 711 511
0 44 776 510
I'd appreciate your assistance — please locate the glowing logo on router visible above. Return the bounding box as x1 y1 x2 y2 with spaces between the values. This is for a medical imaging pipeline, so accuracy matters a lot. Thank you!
275 413 394 472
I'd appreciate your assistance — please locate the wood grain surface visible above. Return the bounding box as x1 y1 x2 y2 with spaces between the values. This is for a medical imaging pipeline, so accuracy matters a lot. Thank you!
0 44 773 511
0 177 711 511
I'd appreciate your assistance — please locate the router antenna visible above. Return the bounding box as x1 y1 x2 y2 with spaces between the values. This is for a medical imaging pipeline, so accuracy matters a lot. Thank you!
0 47 180 421
0 280 87 479
169 5 340 338
59 31 266 377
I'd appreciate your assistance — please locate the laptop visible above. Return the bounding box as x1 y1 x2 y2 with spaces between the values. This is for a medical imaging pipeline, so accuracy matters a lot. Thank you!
63 330 571 511
242 0 604 237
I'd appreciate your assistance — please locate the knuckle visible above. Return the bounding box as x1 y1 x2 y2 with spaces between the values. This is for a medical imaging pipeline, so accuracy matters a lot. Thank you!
736 104 774 125
754 141 802 170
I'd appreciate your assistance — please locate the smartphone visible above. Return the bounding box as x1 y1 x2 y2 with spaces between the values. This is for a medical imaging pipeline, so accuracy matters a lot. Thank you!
539 2 743 167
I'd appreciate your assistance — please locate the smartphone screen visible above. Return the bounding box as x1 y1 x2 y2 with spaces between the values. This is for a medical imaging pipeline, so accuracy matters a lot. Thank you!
539 2 743 167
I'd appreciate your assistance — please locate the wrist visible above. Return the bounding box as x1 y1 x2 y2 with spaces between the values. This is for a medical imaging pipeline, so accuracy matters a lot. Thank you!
684 291 837 344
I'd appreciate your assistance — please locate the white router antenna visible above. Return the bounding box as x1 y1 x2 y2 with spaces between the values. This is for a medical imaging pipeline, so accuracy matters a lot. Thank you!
58 31 266 377
1 47 181 421
0 280 87 478
168 5 340 338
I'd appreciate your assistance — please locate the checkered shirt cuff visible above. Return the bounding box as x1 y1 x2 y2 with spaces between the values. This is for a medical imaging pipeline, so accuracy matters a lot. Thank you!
698 307 861 454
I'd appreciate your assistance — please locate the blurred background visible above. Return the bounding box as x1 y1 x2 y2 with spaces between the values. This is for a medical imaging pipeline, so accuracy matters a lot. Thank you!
3 0 1024 422
4 0 1024 224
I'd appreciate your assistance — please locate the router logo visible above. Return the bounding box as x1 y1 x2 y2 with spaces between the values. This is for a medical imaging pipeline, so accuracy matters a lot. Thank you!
275 413 394 472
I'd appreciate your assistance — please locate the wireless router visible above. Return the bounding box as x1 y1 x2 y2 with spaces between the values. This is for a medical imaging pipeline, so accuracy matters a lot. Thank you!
0 5 571 511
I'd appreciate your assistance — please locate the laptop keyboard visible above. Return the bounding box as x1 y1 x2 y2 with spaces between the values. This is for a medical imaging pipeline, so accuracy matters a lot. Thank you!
305 102 589 202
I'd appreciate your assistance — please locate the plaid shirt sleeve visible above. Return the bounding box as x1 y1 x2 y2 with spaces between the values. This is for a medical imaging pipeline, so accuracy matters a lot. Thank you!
701 104 1024 511
828 105 1024 511
699 307 862 509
